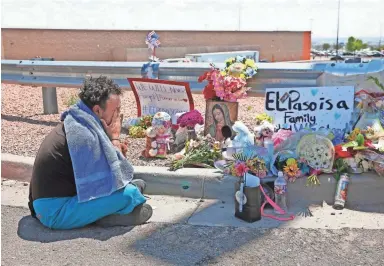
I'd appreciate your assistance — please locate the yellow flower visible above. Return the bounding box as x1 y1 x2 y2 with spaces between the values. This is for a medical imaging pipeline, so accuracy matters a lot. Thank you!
283 164 300 179
225 58 235 64
240 73 246 79
286 158 297 167
245 59 256 68
348 128 361 141
220 71 227 76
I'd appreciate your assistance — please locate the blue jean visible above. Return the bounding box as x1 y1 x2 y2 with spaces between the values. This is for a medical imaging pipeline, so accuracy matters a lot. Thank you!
33 184 146 230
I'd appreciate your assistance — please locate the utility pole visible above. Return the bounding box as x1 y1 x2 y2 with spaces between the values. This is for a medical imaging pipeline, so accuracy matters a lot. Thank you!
379 23 382 50
336 0 341 57
238 0 241 31
310 18 314 32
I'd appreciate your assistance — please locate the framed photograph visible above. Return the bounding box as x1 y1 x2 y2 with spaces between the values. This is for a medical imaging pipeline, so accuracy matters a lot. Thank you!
204 100 239 141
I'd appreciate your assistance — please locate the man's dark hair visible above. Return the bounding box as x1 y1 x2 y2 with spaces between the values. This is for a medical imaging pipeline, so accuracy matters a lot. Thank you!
79 76 122 109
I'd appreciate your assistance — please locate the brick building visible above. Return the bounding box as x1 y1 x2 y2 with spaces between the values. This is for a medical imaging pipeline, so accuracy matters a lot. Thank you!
1 0 311 62
1 29 310 62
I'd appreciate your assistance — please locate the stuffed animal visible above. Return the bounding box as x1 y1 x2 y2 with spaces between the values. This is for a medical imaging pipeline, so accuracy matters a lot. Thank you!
232 121 254 147
254 121 275 146
142 112 172 158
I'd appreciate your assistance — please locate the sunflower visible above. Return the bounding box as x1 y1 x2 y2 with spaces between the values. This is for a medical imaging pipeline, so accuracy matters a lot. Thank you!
283 162 301 182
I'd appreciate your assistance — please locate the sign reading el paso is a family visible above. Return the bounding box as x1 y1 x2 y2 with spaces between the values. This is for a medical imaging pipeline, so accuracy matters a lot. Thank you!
128 78 194 119
265 86 355 132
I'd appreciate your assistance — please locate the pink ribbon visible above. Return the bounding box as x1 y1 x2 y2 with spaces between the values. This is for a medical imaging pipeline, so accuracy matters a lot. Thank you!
260 185 295 221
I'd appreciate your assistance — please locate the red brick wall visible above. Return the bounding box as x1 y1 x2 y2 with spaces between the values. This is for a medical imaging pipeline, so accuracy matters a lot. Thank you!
1 29 309 61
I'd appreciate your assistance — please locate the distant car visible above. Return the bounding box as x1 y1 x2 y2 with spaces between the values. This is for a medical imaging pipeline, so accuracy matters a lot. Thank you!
345 58 361 63
371 52 384 57
343 52 354 56
330 55 345 61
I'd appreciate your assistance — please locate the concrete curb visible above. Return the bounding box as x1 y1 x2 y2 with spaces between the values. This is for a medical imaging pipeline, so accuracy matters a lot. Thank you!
1 153 225 199
2 153 384 211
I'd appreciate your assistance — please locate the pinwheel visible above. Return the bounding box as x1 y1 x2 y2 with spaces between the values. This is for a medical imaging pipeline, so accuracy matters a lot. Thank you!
145 30 161 58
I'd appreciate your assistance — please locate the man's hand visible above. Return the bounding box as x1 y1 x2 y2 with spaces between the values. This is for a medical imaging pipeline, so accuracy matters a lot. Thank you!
101 111 122 140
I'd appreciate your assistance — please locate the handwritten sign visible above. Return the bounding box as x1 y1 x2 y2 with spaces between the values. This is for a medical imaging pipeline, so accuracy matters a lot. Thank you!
264 86 355 132
128 78 194 119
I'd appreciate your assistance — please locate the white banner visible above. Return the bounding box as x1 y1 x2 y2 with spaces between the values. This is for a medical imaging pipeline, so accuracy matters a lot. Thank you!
265 86 355 132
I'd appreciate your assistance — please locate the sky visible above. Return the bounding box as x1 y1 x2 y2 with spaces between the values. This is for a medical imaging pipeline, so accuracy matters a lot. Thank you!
2 0 383 40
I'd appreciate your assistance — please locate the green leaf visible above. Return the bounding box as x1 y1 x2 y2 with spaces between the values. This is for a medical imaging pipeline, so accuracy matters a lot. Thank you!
342 141 358 148
356 133 365 146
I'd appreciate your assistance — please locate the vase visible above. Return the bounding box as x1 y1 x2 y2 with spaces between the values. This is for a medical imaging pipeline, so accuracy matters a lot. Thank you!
187 127 197 141
204 100 239 141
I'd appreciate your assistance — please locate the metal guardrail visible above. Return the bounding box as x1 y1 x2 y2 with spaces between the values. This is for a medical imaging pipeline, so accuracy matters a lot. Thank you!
2 59 384 114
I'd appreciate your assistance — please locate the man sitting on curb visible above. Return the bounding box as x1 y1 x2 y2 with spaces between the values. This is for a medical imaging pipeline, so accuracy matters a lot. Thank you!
28 76 153 230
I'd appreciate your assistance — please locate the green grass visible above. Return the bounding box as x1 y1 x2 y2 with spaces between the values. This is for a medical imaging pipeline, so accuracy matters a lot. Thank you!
65 94 79 107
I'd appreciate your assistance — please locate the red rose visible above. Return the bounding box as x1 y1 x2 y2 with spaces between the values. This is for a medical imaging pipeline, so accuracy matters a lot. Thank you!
334 145 353 158
203 83 216 100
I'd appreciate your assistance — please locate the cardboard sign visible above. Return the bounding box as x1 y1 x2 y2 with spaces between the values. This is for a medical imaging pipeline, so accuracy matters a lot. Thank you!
128 78 194 119
265 86 355 132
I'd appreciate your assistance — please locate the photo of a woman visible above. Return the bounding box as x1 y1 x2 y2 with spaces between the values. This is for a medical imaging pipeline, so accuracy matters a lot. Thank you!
206 103 236 141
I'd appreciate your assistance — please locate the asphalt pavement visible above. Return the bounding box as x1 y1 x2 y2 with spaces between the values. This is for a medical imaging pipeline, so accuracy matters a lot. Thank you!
2 205 384 266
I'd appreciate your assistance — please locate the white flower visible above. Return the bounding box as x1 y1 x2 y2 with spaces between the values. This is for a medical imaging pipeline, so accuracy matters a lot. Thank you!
362 160 370 172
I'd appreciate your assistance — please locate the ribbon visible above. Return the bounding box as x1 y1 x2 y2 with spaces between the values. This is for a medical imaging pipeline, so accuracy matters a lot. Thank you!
260 185 295 221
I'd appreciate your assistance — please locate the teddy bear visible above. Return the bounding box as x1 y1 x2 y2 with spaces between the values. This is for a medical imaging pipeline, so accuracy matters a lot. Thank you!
142 112 172 158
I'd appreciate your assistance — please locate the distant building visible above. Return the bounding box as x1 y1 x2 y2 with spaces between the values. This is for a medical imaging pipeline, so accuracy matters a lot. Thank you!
2 29 311 62
1 0 311 62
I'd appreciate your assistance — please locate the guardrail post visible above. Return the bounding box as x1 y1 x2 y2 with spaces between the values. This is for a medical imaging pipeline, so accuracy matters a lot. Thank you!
28 57 58 114
42 87 58 114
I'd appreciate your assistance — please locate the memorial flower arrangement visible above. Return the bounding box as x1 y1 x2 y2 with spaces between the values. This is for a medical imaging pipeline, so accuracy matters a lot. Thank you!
223 56 258 79
177 110 204 129
274 155 309 183
169 134 222 171
224 152 268 178
128 115 154 138
198 56 257 102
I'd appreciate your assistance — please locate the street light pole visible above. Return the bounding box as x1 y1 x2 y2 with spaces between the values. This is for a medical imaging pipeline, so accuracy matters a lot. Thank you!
336 0 341 57
379 23 382 49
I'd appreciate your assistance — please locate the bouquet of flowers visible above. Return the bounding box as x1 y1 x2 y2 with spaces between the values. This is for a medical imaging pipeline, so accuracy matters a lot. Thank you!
128 115 154 138
198 56 257 102
224 152 268 178
169 135 222 171
223 56 258 80
177 110 204 129
211 70 249 102
274 156 309 183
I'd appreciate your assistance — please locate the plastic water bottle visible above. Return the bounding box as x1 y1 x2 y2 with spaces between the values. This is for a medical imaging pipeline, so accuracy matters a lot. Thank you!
274 171 288 213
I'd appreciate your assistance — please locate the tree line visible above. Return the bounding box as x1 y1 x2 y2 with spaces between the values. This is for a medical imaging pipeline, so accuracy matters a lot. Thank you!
316 36 383 52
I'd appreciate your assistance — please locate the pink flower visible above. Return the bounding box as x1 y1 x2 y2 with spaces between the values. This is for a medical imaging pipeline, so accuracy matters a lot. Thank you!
234 162 249 177
177 110 204 128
